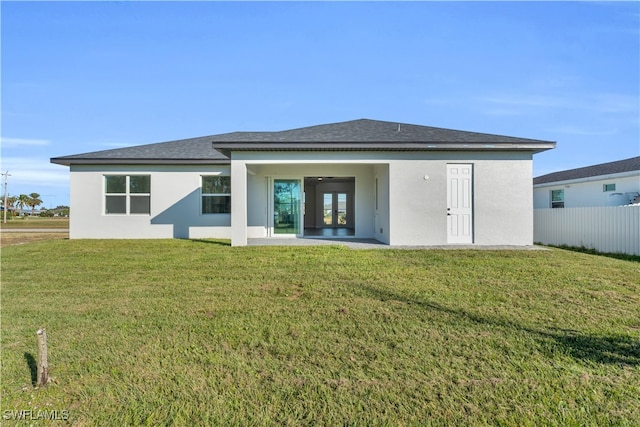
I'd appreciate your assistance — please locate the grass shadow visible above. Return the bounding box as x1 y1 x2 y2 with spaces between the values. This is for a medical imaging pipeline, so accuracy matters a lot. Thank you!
189 239 231 246
545 244 640 263
24 352 37 386
541 329 640 365
361 284 639 366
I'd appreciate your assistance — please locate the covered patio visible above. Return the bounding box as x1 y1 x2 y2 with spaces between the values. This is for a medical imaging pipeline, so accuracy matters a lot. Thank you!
229 158 389 246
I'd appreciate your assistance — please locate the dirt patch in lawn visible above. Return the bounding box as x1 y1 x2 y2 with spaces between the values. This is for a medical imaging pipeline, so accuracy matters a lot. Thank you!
1 232 69 247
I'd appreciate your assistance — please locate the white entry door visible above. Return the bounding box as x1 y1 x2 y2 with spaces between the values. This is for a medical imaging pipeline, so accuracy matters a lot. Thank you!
447 164 473 244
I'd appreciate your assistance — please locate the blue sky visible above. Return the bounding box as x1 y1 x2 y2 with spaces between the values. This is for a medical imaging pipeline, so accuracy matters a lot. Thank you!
2 1 638 208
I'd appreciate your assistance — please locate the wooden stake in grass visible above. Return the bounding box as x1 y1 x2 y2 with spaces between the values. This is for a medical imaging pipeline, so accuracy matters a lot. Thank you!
36 328 50 387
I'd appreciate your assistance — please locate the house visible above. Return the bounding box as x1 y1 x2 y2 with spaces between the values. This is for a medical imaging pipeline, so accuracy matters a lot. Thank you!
533 156 640 209
51 118 555 246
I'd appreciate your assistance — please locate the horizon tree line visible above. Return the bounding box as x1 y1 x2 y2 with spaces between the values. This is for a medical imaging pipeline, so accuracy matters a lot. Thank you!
1 192 44 216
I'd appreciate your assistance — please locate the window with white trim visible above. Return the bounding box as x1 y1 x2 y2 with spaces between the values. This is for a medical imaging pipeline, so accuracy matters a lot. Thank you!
550 189 564 208
105 175 150 215
603 183 616 192
202 176 231 214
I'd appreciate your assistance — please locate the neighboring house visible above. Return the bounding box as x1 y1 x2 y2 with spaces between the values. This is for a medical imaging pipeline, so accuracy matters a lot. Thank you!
533 156 640 209
51 118 555 246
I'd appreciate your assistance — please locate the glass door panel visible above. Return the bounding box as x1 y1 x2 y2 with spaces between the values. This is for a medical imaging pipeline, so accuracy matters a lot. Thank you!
323 193 333 226
274 179 301 234
337 193 347 226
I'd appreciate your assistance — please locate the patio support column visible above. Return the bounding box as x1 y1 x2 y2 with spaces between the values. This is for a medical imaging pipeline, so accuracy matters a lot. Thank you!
230 159 247 246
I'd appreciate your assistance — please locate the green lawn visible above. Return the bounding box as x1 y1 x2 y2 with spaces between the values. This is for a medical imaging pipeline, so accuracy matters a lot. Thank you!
0 217 69 229
2 240 639 425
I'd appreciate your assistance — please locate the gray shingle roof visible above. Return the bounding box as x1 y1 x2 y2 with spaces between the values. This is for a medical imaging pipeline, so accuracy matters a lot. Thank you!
51 119 555 166
533 156 640 185
51 135 230 166
209 119 555 156
209 119 551 143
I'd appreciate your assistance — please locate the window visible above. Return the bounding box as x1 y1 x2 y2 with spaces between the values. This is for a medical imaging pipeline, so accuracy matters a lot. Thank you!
603 183 616 192
105 175 150 215
202 176 231 214
551 189 564 208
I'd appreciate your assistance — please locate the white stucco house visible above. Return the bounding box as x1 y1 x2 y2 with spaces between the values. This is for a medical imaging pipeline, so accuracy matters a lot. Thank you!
51 119 555 246
533 156 640 209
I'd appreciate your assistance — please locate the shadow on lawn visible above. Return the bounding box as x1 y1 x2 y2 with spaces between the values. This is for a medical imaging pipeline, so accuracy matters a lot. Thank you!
548 244 640 263
190 239 231 246
362 285 640 366
539 329 640 365
24 353 38 386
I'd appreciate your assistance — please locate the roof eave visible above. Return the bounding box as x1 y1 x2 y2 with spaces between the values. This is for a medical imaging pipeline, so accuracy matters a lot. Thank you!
51 140 556 166
212 142 556 157
50 158 231 166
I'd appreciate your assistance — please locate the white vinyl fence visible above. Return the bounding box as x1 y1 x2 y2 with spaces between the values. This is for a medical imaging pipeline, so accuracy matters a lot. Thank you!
534 206 640 256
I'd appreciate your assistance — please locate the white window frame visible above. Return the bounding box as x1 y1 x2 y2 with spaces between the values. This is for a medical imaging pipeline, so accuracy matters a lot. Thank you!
550 189 564 209
603 183 616 192
104 175 151 215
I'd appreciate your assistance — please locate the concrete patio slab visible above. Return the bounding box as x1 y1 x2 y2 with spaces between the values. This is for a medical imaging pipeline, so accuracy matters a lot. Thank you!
247 237 547 250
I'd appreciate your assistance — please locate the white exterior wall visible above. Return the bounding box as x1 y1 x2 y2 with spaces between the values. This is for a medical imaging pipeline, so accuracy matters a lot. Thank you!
68 150 536 246
533 172 640 208
69 164 231 239
386 152 533 246
232 151 534 246
374 164 390 244
388 160 446 245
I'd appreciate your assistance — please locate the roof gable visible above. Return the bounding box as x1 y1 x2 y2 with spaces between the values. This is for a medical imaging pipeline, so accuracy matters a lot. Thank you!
533 156 640 185
51 118 555 166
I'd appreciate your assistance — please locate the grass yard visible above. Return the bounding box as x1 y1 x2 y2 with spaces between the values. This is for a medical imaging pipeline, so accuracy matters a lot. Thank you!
1 240 639 425
0 217 69 229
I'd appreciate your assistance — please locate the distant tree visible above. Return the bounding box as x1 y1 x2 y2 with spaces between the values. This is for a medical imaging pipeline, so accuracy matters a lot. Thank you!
28 193 43 215
17 194 30 216
4 196 17 217
53 205 70 217
48 205 70 216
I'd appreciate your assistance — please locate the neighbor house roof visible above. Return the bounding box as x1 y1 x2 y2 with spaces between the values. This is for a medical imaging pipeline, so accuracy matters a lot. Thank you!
533 156 640 185
51 118 555 166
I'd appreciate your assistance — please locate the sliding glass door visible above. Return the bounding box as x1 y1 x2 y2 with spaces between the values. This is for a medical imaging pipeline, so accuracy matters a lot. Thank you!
273 179 302 235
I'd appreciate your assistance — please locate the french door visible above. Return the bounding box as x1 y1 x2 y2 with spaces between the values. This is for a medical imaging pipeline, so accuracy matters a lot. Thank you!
323 192 349 228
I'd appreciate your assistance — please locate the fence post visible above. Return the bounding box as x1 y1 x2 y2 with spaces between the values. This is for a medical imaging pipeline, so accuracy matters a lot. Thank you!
36 328 50 387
